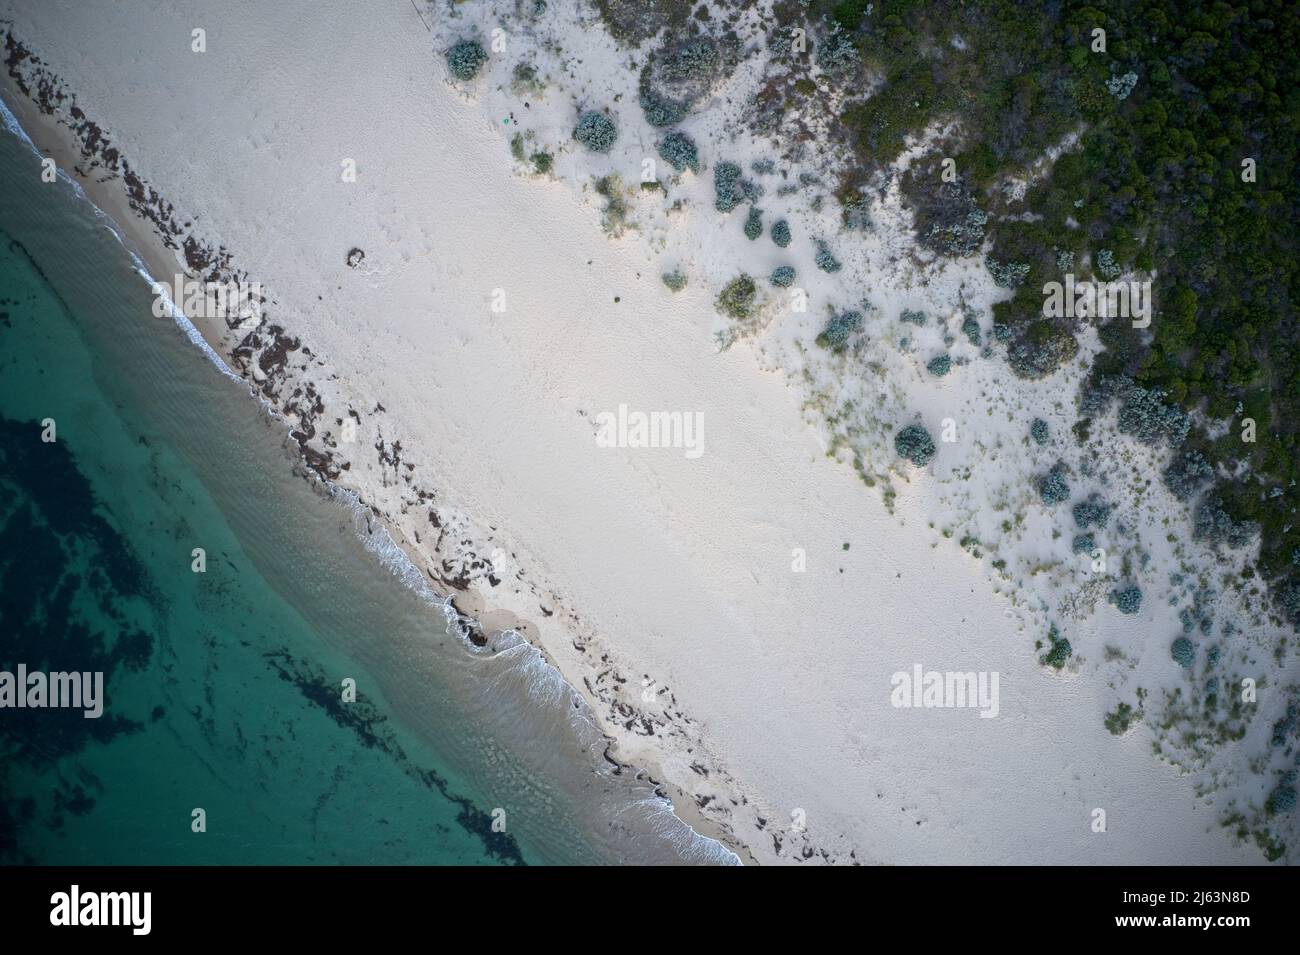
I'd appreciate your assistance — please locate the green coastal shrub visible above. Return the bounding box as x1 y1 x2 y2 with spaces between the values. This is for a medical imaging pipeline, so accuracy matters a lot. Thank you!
816 309 863 352
913 183 987 258
716 275 756 319
770 219 791 248
593 173 628 234
986 258 1031 288
447 40 489 80
1104 702 1136 735
743 207 763 241
895 424 937 467
657 131 699 173
1170 636 1195 668
1030 418 1050 446
511 61 543 92
815 242 842 273
661 270 687 292
816 25 860 75
1004 320 1080 379
1040 623 1072 669
1073 494 1112 530
714 161 749 212
1107 71 1139 100
926 354 951 377
769 265 796 287
1280 581 1300 627
840 191 873 232
1193 496 1258 550
660 35 720 82
1266 779 1297 815
574 111 618 153
1037 464 1070 506
1109 379 1190 448
1094 248 1122 280
1110 585 1143 615
1163 450 1213 501
1271 704 1297 747
639 87 691 127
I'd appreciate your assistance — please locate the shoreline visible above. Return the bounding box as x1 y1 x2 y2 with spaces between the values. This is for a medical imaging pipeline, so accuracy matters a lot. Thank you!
1 0 1286 864
0 29 749 868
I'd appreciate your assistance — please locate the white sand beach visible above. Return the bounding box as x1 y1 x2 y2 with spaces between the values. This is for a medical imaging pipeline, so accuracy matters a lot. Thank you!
1 0 1279 863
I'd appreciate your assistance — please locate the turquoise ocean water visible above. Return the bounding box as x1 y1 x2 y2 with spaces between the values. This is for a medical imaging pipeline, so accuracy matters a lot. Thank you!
0 102 734 866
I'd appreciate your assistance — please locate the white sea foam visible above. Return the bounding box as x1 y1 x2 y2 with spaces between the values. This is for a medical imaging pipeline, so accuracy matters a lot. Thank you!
130 264 246 384
336 484 742 865
0 97 37 148
3 97 245 386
